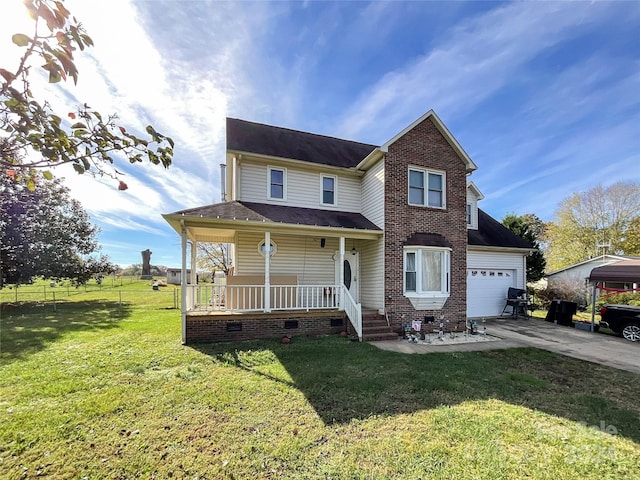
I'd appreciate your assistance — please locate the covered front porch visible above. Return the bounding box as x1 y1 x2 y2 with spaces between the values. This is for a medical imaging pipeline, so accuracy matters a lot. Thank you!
163 201 384 343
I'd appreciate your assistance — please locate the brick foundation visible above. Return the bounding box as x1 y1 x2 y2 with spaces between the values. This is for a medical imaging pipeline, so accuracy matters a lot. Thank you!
185 310 347 343
384 116 468 332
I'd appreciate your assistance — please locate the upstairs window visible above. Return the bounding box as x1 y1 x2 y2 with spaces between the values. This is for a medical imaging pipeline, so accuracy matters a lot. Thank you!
466 204 472 225
268 166 286 200
408 167 446 208
321 175 336 206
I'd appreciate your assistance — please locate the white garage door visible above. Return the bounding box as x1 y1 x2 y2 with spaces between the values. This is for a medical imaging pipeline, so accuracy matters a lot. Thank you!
467 268 515 317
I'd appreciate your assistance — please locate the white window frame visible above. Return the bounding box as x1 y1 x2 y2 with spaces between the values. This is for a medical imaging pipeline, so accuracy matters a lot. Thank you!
267 166 287 201
408 167 446 209
258 239 277 257
403 247 451 297
466 200 478 229
320 174 337 206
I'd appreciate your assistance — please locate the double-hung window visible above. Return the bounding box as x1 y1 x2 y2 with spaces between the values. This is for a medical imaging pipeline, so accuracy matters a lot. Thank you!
268 166 286 200
403 247 450 296
408 167 446 208
321 175 336 206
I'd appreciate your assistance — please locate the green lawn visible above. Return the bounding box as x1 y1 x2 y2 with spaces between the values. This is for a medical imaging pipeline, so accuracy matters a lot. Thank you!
1 283 639 479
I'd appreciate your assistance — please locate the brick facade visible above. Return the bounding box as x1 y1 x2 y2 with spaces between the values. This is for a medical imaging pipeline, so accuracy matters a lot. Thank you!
186 310 346 343
384 117 468 332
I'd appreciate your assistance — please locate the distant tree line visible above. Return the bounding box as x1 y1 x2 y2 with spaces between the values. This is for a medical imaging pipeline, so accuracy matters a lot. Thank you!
502 181 640 277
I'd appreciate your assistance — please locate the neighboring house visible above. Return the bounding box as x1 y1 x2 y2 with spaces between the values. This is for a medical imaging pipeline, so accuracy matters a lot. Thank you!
546 255 640 303
546 255 639 290
163 110 533 343
166 268 195 285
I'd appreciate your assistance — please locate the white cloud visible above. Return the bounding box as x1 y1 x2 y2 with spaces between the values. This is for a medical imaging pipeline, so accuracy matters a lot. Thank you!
335 1 620 142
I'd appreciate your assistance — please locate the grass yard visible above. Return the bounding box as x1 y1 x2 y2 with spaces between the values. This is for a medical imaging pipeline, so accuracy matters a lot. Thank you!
1 282 639 479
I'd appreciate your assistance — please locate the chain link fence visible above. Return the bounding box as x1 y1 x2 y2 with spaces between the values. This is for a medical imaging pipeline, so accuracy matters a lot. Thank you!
0 281 181 310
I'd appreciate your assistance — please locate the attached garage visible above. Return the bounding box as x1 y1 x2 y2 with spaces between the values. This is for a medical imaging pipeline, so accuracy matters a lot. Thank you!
466 209 533 318
467 267 516 317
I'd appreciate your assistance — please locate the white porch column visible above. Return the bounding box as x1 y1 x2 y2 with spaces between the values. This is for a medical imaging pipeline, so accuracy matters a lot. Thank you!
180 222 187 344
338 237 345 310
190 240 197 285
264 231 271 312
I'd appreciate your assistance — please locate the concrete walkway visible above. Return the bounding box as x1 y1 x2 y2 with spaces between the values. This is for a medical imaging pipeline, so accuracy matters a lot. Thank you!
372 316 640 375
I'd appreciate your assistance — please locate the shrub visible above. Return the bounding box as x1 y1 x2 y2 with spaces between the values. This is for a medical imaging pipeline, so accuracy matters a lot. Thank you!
595 291 640 310
534 277 588 309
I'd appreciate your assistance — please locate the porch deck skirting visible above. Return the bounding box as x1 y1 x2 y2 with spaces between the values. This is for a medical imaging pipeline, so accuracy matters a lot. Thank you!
185 310 347 343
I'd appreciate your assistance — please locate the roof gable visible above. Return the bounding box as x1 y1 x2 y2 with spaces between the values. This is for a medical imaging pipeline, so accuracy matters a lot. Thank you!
467 181 485 200
381 110 477 173
226 118 377 168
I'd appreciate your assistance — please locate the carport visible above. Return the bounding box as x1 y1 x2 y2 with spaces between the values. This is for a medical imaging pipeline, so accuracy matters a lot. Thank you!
588 259 640 328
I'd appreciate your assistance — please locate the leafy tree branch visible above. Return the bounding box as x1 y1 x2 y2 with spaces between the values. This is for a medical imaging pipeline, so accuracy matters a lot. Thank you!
1 0 174 188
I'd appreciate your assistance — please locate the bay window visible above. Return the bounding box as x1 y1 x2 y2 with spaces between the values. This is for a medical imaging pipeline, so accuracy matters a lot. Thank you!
403 247 450 296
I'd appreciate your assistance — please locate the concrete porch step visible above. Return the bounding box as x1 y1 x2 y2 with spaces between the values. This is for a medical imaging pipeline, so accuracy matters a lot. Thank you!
364 332 400 342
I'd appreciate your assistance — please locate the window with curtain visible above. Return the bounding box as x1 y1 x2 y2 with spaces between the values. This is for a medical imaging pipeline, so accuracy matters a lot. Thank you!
405 252 416 292
403 247 450 295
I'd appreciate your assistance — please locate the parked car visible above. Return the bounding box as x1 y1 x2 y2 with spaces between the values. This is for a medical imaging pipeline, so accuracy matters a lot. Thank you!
599 304 640 342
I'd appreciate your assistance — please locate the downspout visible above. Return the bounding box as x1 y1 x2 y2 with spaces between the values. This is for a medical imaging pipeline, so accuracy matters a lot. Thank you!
180 219 187 344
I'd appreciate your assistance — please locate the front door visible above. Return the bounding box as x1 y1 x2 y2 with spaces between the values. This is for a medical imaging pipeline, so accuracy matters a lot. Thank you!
336 251 359 302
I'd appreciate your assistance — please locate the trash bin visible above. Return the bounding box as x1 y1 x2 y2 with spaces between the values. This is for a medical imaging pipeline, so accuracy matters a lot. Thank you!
558 301 577 326
545 300 559 323
545 300 577 326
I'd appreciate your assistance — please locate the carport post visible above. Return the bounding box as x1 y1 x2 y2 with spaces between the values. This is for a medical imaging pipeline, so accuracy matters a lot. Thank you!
590 282 597 333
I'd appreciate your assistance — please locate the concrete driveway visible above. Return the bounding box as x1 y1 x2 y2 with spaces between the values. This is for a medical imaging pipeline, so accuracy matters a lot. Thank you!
373 317 640 375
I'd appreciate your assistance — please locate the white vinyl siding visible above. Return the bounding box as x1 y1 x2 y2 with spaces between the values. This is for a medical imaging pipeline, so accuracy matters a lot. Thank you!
466 249 526 317
235 232 337 285
239 161 361 212
362 159 384 229
356 237 384 311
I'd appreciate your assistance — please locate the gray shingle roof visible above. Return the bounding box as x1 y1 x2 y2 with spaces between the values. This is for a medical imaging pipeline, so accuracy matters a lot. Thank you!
403 233 453 248
227 118 377 168
468 209 533 249
170 201 382 231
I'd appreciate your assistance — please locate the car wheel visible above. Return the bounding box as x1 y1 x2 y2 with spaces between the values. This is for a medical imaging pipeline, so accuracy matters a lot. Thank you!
621 323 640 342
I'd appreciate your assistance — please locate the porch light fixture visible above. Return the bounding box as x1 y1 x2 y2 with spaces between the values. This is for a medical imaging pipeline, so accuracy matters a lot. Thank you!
351 247 356 255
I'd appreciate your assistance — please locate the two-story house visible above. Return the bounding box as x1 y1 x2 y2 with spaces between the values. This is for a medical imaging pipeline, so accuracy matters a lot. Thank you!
163 110 533 343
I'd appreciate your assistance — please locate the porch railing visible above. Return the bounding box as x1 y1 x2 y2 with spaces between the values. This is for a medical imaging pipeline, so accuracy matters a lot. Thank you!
342 287 362 341
186 284 341 313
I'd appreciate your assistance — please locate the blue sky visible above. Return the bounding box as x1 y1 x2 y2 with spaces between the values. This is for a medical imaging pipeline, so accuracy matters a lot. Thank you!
2 0 639 268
